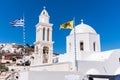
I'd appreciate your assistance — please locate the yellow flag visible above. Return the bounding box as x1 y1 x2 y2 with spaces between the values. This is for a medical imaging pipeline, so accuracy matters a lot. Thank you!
60 20 74 29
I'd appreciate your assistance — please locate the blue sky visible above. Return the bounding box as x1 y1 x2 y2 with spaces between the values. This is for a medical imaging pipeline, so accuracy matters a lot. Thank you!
0 0 120 53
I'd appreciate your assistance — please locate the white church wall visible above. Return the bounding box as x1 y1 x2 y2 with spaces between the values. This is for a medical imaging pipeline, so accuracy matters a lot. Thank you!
67 33 100 55
76 34 89 52
77 52 95 60
66 34 89 54
89 34 101 52
66 34 92 60
59 53 78 70
59 53 72 62
66 33 100 61
30 62 72 71
114 67 120 75
18 71 87 80
103 50 120 75
77 60 107 75
28 71 84 80
66 35 74 54
77 49 120 75
76 33 100 52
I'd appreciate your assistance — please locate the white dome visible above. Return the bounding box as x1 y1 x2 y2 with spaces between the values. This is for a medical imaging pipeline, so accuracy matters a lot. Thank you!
70 21 97 35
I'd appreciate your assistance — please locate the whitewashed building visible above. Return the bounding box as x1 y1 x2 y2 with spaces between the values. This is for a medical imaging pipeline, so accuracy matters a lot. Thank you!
30 7 120 75
7 7 120 80
59 20 120 75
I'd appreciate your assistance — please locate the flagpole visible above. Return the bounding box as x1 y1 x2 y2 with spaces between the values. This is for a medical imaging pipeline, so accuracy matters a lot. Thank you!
73 17 78 71
23 14 26 69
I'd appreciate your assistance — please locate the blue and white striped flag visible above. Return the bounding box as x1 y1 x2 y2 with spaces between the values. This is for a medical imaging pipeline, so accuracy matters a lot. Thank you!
10 18 24 27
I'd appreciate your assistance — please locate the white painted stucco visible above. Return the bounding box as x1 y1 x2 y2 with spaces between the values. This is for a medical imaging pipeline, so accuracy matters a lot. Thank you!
17 7 120 80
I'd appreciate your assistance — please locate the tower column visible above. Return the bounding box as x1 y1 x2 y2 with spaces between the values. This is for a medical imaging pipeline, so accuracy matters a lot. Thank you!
49 28 52 42
40 27 43 41
39 48 43 64
36 27 43 41
48 46 53 63
45 28 47 41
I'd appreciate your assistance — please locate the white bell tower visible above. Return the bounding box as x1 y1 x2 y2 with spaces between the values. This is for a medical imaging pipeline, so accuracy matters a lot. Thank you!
34 7 53 65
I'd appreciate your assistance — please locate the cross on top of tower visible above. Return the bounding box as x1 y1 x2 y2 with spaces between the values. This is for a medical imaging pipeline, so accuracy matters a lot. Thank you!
81 19 84 24
43 6 46 9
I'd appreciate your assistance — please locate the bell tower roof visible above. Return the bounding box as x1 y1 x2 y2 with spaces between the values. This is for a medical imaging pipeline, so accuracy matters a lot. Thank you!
39 6 50 23
40 6 49 17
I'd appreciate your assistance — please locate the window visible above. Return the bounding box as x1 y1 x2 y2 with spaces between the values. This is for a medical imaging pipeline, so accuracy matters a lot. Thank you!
93 42 96 51
43 28 45 40
47 28 49 41
43 11 45 15
80 42 84 51
43 46 49 63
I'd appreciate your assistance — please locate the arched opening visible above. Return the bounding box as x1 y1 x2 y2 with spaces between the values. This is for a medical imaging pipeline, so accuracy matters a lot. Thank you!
43 11 45 15
43 28 45 40
47 28 49 41
93 42 96 51
43 46 49 63
80 42 84 51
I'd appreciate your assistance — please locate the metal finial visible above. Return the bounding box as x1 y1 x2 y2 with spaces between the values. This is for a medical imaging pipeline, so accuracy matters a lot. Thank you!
43 6 46 9
81 19 84 24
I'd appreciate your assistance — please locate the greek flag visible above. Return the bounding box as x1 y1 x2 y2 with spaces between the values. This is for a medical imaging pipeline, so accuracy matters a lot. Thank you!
10 18 24 27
